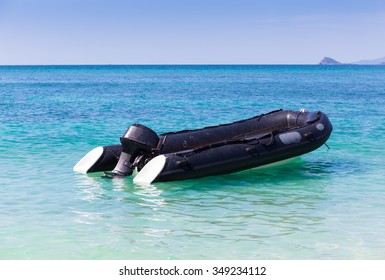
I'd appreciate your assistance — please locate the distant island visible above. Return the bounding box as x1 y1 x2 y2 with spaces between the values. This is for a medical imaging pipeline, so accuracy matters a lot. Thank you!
319 56 385 65
319 57 342 65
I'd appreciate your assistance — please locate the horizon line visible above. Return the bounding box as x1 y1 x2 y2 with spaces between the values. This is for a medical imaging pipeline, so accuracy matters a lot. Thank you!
0 63 351 67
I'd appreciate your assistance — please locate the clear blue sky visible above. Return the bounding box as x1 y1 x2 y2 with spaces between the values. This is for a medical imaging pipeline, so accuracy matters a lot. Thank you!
1 0 384 64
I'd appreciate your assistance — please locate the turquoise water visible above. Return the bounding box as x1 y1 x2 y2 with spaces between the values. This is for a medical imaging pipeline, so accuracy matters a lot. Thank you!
1 65 384 259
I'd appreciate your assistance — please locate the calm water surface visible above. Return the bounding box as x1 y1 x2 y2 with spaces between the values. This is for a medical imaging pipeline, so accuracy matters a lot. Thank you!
1 65 384 259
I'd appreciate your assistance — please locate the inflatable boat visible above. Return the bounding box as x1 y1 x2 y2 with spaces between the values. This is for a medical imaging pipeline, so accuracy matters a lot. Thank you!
74 109 332 183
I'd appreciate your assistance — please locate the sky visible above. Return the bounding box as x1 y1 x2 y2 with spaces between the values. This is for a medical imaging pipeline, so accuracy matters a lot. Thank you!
1 0 385 64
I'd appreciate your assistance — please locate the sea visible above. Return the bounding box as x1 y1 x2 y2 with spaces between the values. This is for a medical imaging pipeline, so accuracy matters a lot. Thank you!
1 65 384 260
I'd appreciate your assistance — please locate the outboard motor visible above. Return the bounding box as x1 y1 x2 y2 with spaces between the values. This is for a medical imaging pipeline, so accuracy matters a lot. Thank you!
110 124 159 176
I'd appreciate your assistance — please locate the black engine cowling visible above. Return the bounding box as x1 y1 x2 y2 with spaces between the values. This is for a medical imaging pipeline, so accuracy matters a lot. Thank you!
110 124 159 176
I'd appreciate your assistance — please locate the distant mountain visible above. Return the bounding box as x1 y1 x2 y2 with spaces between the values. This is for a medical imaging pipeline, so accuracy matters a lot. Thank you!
319 57 342 65
352 56 385 65
318 56 385 65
